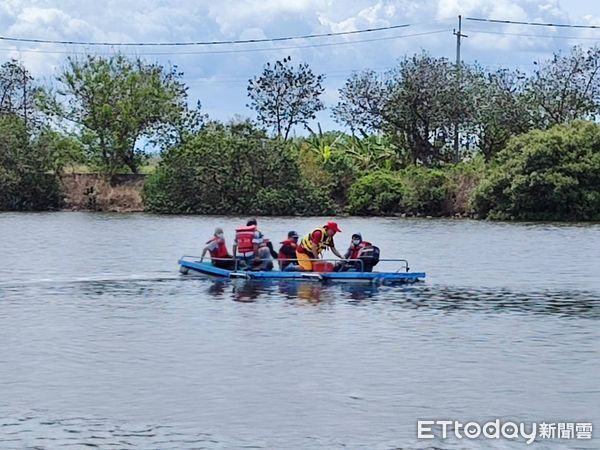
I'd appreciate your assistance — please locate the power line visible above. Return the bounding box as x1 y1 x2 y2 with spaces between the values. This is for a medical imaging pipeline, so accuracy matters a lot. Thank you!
468 29 600 40
0 30 450 56
466 17 600 29
0 23 411 47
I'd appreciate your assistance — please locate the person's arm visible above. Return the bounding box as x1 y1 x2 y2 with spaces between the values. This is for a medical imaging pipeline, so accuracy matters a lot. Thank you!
252 231 262 255
277 246 285 270
267 241 278 259
310 241 320 259
330 244 344 260
310 230 321 258
201 240 219 262
200 245 210 262
344 248 351 259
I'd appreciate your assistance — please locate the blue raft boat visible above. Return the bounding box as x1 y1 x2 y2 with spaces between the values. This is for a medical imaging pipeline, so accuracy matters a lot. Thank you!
178 256 426 284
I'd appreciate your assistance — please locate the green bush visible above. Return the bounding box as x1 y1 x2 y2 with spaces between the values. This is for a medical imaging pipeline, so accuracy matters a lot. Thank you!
400 166 449 216
471 121 600 220
0 115 62 211
347 168 455 216
143 121 335 215
253 185 335 215
347 171 406 215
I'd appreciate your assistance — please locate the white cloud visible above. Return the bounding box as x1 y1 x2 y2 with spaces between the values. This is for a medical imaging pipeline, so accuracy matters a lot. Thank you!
318 2 392 33
436 0 528 21
207 0 322 35
9 7 95 39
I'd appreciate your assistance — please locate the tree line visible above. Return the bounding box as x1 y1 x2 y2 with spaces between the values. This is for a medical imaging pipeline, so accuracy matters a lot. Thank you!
1 46 599 220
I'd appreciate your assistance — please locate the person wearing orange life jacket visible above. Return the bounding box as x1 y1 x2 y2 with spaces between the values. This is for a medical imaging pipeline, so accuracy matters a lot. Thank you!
295 221 344 271
200 227 236 270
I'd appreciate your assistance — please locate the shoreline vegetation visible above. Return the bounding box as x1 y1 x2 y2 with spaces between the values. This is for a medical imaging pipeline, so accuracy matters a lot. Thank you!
1 48 599 221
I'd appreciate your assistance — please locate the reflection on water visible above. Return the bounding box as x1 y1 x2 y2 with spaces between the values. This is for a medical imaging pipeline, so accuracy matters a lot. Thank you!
212 278 600 319
3 276 599 319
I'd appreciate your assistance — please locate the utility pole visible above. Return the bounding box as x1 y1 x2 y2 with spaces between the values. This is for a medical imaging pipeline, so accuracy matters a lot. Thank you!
453 15 467 163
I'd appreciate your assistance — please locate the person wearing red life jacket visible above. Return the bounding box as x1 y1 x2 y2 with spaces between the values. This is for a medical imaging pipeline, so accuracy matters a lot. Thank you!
345 233 372 259
232 219 277 268
200 227 236 269
278 230 299 271
232 218 261 266
335 232 378 272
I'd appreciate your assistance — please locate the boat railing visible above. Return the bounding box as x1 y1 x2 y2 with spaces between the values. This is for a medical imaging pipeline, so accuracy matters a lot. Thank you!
379 259 410 272
179 255 410 273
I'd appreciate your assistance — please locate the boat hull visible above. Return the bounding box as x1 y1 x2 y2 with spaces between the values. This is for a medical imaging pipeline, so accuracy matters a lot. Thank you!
178 259 425 284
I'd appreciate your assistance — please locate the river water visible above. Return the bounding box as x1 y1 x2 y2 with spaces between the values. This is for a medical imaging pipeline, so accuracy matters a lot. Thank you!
0 212 599 449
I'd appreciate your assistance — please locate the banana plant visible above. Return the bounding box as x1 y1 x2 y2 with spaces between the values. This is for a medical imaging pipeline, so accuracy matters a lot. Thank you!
304 123 346 162
340 134 402 171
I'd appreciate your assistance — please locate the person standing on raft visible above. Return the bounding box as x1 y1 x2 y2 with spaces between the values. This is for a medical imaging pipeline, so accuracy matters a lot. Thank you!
295 221 344 271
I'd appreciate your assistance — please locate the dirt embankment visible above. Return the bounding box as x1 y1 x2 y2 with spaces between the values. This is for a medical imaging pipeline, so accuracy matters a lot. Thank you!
60 174 146 212
447 174 479 217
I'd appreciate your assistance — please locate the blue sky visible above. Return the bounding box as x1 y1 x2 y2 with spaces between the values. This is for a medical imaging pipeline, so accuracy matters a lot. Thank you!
1 0 599 135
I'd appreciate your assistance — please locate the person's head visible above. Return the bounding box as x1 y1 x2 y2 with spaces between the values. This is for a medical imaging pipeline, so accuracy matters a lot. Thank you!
288 230 299 243
246 218 257 227
351 233 362 246
324 221 341 237
214 227 224 239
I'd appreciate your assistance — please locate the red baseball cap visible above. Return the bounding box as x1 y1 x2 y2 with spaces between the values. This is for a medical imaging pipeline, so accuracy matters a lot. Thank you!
325 221 341 233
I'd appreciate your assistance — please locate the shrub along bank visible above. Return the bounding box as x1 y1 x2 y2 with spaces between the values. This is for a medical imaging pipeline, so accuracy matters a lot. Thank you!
471 121 600 221
143 121 599 221
142 121 335 215
0 115 62 211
